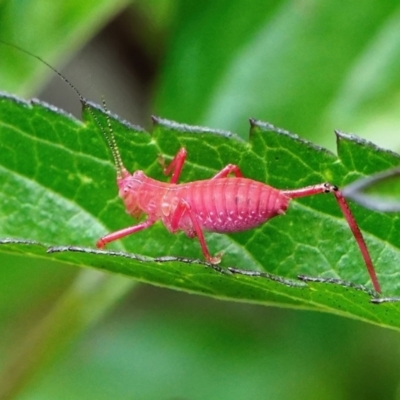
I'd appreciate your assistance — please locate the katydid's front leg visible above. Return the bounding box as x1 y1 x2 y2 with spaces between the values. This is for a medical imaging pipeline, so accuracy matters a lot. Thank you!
96 219 156 249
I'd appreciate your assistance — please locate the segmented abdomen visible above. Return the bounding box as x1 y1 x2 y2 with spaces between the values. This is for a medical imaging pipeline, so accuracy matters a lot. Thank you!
165 178 290 233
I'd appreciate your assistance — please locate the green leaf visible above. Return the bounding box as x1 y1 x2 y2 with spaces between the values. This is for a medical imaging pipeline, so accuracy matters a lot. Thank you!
1 93 400 329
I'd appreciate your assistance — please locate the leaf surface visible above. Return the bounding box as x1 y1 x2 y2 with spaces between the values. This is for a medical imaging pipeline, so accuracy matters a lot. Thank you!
1 93 400 328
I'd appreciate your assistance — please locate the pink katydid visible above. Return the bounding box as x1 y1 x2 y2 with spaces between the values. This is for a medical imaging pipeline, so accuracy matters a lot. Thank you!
1 40 381 294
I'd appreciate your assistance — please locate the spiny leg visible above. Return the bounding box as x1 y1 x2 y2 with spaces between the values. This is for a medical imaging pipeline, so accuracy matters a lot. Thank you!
170 198 221 264
282 183 381 294
97 219 156 248
159 148 187 184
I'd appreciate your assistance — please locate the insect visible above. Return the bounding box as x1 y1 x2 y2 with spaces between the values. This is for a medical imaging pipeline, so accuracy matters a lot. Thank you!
95 139 381 293
2 41 381 294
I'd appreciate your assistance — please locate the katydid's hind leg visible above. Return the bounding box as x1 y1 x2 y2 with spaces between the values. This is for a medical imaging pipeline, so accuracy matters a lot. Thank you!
158 147 187 184
97 219 156 248
282 183 381 294
170 198 222 264
212 164 243 179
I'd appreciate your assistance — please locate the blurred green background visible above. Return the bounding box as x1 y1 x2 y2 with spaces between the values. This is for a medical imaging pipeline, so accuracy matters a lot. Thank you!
1 0 400 399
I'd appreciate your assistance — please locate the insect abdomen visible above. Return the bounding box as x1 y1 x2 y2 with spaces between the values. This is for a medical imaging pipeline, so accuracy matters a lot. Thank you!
175 178 290 233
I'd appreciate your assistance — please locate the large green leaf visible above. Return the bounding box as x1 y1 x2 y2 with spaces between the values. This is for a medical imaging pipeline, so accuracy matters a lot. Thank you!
1 93 400 328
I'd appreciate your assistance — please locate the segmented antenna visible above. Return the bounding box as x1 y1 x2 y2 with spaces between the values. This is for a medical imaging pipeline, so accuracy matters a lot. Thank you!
100 97 126 178
1 40 126 179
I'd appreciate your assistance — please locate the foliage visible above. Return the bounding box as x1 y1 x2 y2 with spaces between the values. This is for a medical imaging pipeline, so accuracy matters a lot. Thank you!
1 0 400 399
1 94 400 328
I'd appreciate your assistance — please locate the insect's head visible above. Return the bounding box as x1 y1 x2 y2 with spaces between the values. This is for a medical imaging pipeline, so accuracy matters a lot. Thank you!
117 170 146 219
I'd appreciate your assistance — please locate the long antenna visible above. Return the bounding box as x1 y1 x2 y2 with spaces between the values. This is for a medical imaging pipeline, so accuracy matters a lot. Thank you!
0 40 126 178
100 97 126 178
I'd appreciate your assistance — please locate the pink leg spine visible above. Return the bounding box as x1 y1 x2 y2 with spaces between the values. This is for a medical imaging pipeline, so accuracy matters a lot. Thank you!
282 183 380 293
